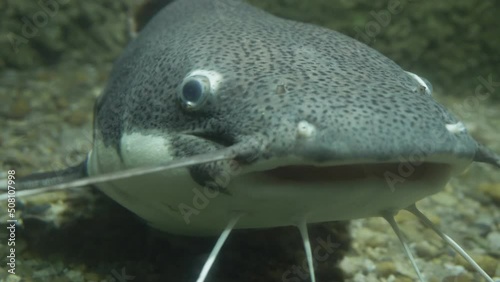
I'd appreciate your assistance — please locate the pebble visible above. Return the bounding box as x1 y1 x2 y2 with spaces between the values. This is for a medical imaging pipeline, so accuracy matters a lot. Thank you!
423 212 442 226
487 231 500 253
7 97 31 119
353 227 386 249
395 209 441 226
55 96 69 109
479 183 500 205
65 110 89 126
391 276 414 282
364 217 388 232
394 210 415 224
414 240 440 258
442 273 474 282
364 234 387 249
431 192 458 207
376 261 397 277
455 254 498 276
339 256 360 277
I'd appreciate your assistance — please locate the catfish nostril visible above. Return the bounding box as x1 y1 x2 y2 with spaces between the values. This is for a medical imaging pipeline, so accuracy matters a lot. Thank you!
446 122 466 134
405 71 432 96
297 121 316 139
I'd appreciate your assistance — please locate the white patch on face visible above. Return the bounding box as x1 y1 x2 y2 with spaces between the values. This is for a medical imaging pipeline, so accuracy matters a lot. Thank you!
297 121 316 139
446 122 466 134
87 131 203 235
187 69 224 95
120 132 175 167
87 131 176 175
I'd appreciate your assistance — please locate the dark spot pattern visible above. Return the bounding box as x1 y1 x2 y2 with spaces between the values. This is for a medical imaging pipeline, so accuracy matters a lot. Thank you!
96 0 478 169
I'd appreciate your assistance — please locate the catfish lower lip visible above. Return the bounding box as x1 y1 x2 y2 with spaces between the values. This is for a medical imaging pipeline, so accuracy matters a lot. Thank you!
262 163 450 182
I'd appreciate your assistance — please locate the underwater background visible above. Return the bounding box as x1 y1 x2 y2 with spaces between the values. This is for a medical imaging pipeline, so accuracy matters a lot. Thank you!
0 0 499 281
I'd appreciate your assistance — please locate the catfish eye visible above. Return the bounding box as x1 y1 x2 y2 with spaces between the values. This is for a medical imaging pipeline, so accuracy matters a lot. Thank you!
179 75 211 110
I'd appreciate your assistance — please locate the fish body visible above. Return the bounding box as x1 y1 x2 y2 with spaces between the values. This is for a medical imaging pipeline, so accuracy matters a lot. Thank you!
86 0 496 235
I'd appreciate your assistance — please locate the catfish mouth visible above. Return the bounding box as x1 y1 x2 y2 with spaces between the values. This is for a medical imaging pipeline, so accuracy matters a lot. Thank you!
263 162 451 182
189 132 452 182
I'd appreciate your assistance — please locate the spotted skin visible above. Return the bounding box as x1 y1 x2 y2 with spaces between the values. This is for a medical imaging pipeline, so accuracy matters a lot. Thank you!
97 0 480 191
94 0 496 189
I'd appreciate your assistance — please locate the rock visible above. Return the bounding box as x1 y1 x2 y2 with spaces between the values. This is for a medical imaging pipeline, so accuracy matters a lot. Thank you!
455 254 498 276
65 110 88 126
431 192 458 207
392 276 414 282
479 183 500 205
487 231 500 253
442 273 474 282
376 261 397 277
6 97 31 119
414 240 440 259
55 97 69 110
